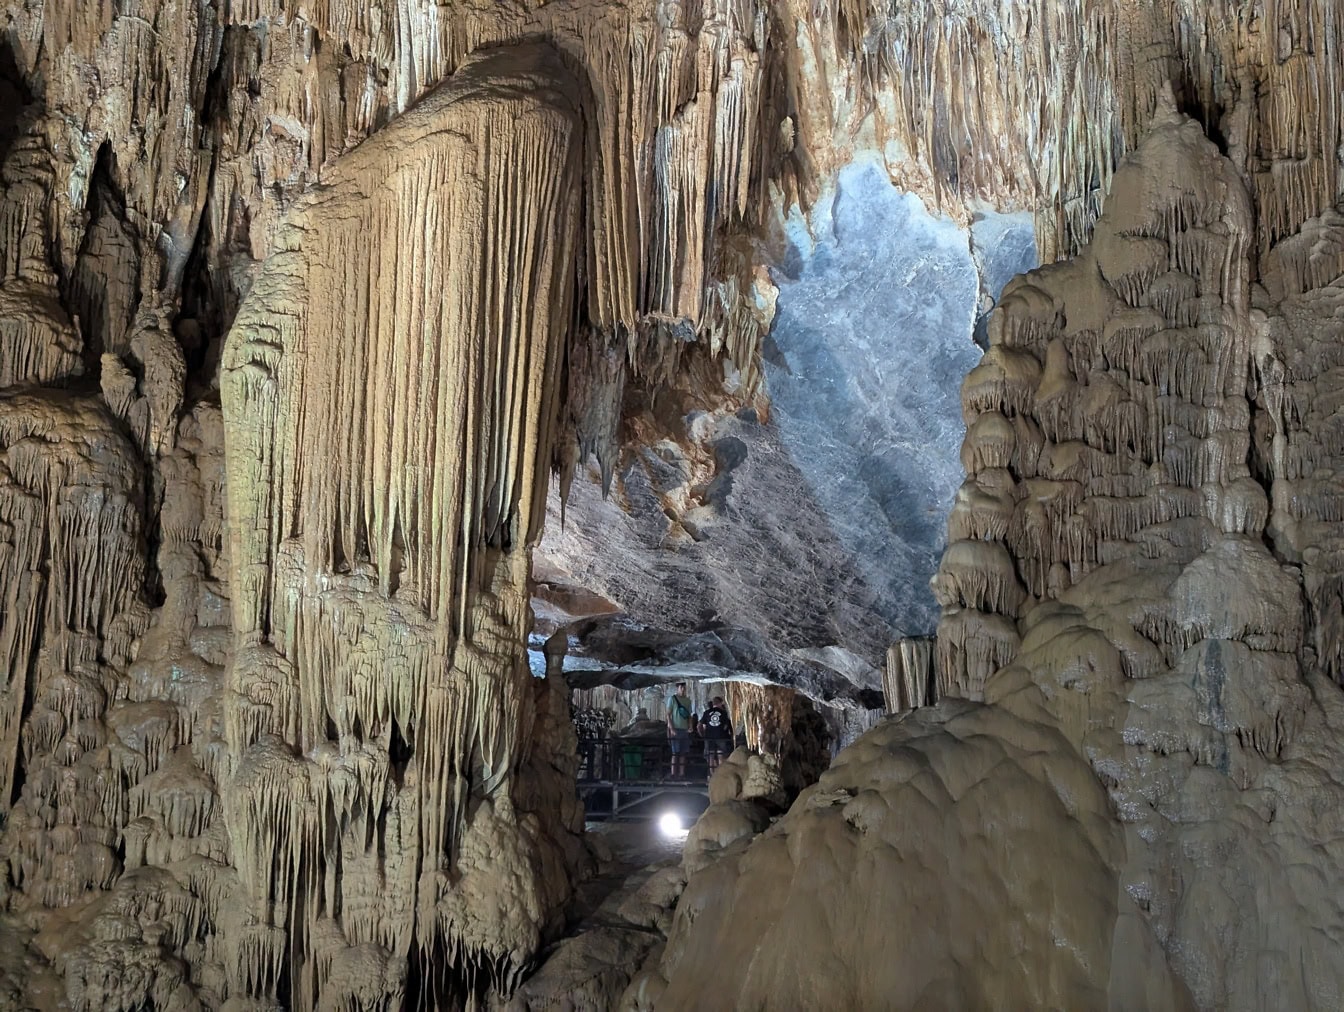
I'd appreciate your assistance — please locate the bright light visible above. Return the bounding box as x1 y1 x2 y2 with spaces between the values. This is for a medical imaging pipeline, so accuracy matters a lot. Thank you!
658 811 685 837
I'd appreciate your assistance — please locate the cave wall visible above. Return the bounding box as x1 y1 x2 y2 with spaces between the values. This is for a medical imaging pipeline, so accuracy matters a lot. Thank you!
636 96 1344 1011
536 162 1032 699
930 96 1344 1007
1 0 1343 1008
765 162 1029 640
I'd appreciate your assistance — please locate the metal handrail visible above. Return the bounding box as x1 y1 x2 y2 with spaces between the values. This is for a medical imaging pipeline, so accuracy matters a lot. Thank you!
576 736 712 784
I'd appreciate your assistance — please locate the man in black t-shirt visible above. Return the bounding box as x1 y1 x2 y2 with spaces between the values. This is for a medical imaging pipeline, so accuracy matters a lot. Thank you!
698 696 733 776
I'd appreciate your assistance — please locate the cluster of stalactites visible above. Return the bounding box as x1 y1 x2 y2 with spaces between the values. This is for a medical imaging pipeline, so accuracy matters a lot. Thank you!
0 125 84 389
218 46 585 1007
1168 0 1344 252
9 3 1341 499
213 0 781 397
883 637 937 715
794 0 1342 261
723 683 797 757
9 0 1344 354
0 394 149 912
934 101 1263 699
5 0 221 290
0 379 241 1008
3 1 782 477
224 49 582 647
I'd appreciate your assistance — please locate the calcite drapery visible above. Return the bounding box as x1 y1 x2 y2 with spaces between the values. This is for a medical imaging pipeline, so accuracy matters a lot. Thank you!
219 44 586 1005
1 393 148 907
7 1 1342 413
3 0 1344 1007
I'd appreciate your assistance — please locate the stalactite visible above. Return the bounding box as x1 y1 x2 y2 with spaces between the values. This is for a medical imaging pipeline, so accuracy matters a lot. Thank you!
2 0 1344 1006
883 637 937 714
1254 203 1344 684
0 391 151 926
962 347 1043 421
723 683 795 757
935 607 1021 701
933 540 1028 619
218 45 588 1007
0 281 84 389
946 475 1015 543
960 413 1018 474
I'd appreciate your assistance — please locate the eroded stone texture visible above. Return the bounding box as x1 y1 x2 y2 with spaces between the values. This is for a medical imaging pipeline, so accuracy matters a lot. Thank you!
537 163 1031 726
3 0 1344 1007
935 97 1262 699
636 702 1194 1010
1259 216 1344 684
1 393 149 907
928 96 1344 1007
219 45 589 1005
635 98 1344 1011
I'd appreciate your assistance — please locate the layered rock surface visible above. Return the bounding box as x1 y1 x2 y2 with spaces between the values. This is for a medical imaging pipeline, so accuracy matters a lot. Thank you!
218 44 589 1004
640 703 1195 1010
641 100 1344 1010
2 0 1344 1008
538 163 1034 712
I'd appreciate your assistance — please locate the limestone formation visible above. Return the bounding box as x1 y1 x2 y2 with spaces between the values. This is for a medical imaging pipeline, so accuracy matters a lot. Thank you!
642 92 1344 1011
3 0 1344 1008
883 636 936 713
934 94 1264 700
636 702 1195 1010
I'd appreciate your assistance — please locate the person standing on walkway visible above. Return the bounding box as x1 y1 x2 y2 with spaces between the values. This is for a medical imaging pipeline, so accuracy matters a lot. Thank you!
698 696 733 777
666 681 694 780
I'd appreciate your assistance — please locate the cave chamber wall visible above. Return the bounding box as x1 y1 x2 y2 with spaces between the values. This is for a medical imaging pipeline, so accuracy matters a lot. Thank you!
2 0 1344 1007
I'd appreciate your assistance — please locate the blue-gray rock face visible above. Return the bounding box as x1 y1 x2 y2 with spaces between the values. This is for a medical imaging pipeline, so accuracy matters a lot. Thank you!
766 160 1035 640
971 209 1040 331
537 160 1035 692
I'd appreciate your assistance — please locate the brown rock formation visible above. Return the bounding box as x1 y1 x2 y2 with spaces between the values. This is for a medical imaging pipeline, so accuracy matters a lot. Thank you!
644 91 1344 1010
217 44 588 1003
2 0 1344 1008
638 702 1195 1010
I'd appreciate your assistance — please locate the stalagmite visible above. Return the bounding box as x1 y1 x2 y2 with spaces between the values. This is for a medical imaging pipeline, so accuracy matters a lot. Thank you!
935 92 1261 696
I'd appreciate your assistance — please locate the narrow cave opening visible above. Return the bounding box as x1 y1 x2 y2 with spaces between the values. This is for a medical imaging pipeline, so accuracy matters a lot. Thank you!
536 157 1037 830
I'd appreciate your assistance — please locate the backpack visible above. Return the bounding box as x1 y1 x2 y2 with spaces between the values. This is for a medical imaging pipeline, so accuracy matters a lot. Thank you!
674 698 690 721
